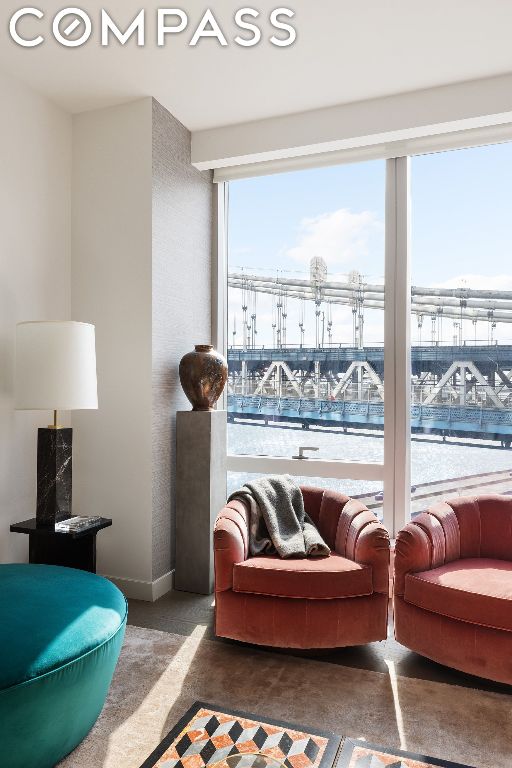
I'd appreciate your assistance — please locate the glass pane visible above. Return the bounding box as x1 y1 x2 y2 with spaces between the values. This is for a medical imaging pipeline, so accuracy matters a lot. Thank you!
410 143 512 517
229 422 384 462
227 161 386 464
227 472 383 521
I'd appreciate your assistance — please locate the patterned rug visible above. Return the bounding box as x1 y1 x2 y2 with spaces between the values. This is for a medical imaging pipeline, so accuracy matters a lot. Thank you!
337 739 474 767
139 702 340 768
139 703 475 768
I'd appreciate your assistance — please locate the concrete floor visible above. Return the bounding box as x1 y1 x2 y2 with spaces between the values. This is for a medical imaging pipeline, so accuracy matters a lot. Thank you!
128 589 511 697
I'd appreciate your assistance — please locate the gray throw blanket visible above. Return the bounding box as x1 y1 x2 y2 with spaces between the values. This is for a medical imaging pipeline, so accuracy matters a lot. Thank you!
228 475 330 559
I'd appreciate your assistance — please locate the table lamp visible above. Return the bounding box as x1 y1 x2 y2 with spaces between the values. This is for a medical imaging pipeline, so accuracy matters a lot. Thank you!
15 321 98 527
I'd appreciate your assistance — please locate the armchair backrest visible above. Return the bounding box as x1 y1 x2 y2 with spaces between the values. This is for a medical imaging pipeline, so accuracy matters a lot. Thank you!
300 486 381 558
300 486 349 549
450 495 512 560
403 494 512 571
478 495 512 559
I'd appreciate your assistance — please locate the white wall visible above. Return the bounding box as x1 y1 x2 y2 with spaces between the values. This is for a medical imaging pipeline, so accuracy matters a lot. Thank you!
0 70 71 563
0 84 213 596
73 98 214 598
72 98 154 589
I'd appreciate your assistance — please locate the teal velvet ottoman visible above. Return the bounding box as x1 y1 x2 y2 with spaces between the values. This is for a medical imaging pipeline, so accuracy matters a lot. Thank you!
0 564 127 768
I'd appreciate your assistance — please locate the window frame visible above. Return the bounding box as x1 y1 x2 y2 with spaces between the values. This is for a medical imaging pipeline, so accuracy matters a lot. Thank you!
216 156 409 537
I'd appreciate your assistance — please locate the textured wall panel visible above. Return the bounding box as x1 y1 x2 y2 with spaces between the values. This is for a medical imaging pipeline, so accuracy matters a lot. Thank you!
152 99 214 580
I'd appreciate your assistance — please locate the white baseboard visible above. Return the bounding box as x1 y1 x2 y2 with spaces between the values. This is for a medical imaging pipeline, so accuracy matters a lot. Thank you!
152 570 175 601
104 569 174 602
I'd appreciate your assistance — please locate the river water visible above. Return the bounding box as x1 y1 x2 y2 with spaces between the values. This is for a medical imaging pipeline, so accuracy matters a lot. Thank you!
227 422 512 502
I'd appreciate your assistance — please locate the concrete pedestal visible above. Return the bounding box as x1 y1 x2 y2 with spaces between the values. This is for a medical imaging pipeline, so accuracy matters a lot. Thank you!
175 410 227 595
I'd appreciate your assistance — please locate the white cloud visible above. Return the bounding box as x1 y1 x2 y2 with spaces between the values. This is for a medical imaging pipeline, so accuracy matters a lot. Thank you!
284 208 382 270
435 274 512 291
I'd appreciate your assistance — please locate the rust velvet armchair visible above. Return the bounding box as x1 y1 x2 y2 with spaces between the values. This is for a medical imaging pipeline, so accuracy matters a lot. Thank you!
214 486 390 649
394 494 512 684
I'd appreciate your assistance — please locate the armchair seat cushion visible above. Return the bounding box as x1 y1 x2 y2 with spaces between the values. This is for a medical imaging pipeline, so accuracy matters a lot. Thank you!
405 558 512 633
233 553 373 599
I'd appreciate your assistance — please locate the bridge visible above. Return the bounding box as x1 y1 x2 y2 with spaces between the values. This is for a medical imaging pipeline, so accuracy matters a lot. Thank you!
227 260 512 445
227 345 512 444
228 344 512 375
228 394 512 445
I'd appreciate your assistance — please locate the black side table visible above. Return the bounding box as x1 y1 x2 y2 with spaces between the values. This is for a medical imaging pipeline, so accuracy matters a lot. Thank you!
10 518 112 573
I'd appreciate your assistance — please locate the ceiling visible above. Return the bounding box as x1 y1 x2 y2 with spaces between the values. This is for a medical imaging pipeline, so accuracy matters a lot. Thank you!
2 0 512 131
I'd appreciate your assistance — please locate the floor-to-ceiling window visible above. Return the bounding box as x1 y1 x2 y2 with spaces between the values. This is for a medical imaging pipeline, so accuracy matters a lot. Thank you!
224 161 387 520
410 143 512 516
218 140 512 534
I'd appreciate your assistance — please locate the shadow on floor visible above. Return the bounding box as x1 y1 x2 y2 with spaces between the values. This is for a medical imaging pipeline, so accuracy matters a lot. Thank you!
127 589 512 696
61 606 512 768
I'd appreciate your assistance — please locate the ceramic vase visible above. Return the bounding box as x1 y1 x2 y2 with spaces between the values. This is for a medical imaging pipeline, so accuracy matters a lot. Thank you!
179 344 228 411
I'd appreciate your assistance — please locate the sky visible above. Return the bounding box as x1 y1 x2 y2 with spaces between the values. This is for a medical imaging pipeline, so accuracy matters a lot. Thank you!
228 141 512 347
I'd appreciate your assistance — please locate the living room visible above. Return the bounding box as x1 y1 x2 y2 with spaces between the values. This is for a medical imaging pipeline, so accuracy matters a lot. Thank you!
1 3 511 767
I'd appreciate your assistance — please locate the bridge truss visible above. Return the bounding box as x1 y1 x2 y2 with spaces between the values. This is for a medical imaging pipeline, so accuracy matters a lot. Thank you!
227 263 512 444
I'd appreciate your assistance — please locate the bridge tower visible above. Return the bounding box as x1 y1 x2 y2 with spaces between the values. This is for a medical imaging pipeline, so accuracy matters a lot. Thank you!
310 257 327 348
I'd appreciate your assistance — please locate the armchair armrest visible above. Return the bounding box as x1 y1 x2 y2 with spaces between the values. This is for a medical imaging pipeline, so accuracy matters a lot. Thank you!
335 500 390 595
214 500 250 592
394 521 431 597
353 518 390 595
394 502 463 596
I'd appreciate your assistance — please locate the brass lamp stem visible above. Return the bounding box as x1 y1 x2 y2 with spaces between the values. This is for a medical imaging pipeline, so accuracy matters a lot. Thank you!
48 409 62 429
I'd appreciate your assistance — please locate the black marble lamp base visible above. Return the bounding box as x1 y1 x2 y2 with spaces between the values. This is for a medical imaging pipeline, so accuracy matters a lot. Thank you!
36 427 72 527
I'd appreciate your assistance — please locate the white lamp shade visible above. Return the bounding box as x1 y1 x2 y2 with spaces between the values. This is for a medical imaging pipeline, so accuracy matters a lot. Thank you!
15 321 98 411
